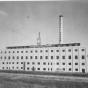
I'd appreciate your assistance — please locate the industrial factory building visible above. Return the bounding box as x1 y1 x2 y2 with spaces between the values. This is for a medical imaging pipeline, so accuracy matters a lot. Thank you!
0 15 87 73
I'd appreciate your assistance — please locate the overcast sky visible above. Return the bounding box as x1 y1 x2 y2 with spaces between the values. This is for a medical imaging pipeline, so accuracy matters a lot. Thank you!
0 1 88 49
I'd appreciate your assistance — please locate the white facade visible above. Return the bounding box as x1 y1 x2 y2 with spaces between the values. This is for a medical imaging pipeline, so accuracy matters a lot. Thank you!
0 46 87 73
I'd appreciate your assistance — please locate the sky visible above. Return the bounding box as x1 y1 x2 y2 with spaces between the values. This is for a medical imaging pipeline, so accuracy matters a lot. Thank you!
0 1 88 50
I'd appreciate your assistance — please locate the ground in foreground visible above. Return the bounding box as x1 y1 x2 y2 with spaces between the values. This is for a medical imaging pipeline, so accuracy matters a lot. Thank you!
0 73 88 88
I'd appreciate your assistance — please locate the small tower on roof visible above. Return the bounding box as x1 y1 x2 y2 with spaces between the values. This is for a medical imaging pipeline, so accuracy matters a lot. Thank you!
37 32 41 46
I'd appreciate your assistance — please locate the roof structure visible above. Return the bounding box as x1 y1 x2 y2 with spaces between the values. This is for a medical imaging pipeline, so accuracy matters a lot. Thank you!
6 43 80 49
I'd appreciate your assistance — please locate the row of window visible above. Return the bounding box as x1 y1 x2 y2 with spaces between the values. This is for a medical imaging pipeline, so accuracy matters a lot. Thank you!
1 62 85 66
1 67 85 72
0 55 85 60
2 67 53 71
0 49 85 54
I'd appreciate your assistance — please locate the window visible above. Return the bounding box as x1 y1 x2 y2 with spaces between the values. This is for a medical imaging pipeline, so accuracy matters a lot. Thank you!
13 51 15 53
45 56 48 59
30 56 32 59
26 51 28 53
75 68 78 71
62 56 65 59
51 50 53 52
75 63 78 65
69 63 71 65
17 56 19 59
40 50 42 52
5 51 6 53
35 50 37 53
17 67 18 69
12 67 14 69
8 56 10 59
62 50 65 52
51 63 52 65
75 49 78 52
1 56 2 59
43 68 46 70
2 62 4 64
9 62 11 64
57 62 59 65
62 63 65 65
13 56 14 59
56 56 59 59
9 51 10 53
56 50 59 52
6 67 8 69
46 50 48 52
12 62 14 64
1 51 2 53
21 51 23 53
75 55 78 59
27 62 29 64
32 62 35 65
51 68 52 71
68 49 71 52
17 51 19 53
27 67 29 70
38 62 40 65
81 49 85 51
4 56 6 59
68 56 71 59
69 68 71 71
51 56 53 59
35 56 37 59
82 63 85 65
26 56 28 59
21 56 23 59
17 62 19 64
40 56 42 59
48 63 49 65
43 62 46 65
48 68 49 71
82 55 85 59
2 67 4 69
7 62 8 64
21 62 23 64
30 51 33 53
21 67 23 69
37 68 40 70
63 68 65 70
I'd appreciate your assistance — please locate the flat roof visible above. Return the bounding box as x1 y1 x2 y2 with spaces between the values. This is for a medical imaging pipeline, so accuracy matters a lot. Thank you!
6 43 80 49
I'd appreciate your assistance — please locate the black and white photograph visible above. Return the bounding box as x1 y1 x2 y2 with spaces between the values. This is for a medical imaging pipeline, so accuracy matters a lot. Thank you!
0 0 88 88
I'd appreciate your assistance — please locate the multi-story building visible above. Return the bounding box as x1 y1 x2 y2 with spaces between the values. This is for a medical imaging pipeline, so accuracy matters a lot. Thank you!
0 15 87 73
0 43 87 73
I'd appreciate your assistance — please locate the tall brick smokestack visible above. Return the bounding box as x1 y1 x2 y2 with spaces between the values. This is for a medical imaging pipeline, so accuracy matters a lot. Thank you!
59 15 63 44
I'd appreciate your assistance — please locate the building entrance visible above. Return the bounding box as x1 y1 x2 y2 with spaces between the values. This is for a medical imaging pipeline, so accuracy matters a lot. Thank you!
82 69 85 73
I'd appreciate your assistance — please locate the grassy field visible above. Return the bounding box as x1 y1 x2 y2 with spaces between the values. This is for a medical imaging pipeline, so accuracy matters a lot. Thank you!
0 73 88 88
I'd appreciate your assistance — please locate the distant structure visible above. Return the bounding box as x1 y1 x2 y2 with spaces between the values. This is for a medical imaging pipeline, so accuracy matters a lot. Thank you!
0 15 87 73
37 32 41 46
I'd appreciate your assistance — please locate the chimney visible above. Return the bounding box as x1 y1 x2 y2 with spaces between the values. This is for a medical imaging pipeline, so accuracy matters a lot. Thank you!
59 15 63 44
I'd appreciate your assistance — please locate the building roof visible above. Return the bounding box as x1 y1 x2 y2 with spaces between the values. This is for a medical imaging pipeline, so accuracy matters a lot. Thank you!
6 43 80 49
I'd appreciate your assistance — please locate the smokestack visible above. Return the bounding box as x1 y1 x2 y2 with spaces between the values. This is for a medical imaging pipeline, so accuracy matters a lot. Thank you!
59 15 63 44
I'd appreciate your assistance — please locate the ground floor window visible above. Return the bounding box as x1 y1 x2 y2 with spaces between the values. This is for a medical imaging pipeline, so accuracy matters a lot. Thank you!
75 68 78 71
37 68 40 70
27 67 29 70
